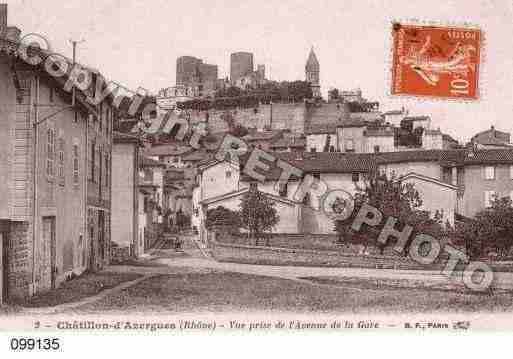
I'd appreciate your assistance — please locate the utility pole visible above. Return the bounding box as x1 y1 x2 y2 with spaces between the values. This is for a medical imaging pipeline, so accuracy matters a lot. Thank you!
69 39 85 108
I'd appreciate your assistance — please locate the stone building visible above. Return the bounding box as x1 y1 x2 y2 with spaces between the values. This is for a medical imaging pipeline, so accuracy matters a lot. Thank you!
470 126 512 149
305 47 321 98
111 132 143 260
0 7 115 301
230 52 254 84
176 55 218 97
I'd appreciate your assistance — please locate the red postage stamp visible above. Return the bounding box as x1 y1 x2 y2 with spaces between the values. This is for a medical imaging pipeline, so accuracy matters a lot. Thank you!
391 23 481 100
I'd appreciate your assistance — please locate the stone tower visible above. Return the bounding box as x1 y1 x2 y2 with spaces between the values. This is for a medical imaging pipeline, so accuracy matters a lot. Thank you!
305 47 321 98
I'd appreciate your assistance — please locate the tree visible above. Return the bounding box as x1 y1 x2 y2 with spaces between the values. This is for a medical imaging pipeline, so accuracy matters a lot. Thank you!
334 171 445 255
451 196 513 259
206 206 242 234
328 88 339 101
239 186 280 245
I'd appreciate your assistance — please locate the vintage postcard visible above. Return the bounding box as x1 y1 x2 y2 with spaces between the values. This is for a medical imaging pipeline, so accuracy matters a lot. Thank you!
0 0 513 356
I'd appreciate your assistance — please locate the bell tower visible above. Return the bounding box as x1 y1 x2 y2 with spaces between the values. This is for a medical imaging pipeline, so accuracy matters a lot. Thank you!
305 46 321 98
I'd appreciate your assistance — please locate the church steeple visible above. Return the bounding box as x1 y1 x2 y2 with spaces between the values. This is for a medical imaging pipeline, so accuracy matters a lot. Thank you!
306 46 319 71
305 46 321 98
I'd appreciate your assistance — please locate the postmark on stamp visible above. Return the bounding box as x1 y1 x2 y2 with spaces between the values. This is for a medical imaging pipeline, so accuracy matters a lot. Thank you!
391 23 481 100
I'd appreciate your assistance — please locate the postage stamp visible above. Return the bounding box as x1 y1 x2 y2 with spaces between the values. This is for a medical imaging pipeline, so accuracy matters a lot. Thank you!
391 23 481 100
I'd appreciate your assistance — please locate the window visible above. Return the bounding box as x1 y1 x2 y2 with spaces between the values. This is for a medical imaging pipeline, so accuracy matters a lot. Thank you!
105 107 111 136
96 145 101 184
226 170 232 179
485 191 496 208
58 137 65 185
278 182 288 197
374 145 380 153
99 103 103 132
46 128 55 178
104 153 109 187
310 147 317 153
346 139 355 152
352 172 360 182
249 182 258 191
329 145 335 152
484 166 495 180
73 143 79 186
49 87 54 103
90 141 95 181
302 192 311 206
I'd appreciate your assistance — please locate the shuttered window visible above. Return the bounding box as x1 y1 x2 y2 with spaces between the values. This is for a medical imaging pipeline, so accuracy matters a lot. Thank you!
46 129 55 178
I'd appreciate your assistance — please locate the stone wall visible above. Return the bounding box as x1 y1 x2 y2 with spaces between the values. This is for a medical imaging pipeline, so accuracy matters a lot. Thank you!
6 221 33 300
211 236 452 270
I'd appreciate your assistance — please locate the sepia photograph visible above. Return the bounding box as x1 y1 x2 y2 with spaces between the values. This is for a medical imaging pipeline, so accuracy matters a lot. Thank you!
0 1 513 354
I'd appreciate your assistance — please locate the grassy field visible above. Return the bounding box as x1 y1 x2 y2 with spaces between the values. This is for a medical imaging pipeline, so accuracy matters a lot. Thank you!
73 271 513 313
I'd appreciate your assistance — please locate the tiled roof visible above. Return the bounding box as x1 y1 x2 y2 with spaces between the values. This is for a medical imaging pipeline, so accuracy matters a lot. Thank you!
375 150 447 164
474 136 511 147
270 137 307 149
338 118 367 128
244 130 283 141
182 150 213 162
240 152 376 181
140 156 166 168
231 148 513 182
304 122 339 134
403 116 430 122
364 127 394 137
463 149 513 165
113 131 143 144
144 143 193 156
442 134 459 143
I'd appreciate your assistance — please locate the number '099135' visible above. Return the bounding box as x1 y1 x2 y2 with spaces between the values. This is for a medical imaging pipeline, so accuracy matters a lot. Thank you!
10 338 60 351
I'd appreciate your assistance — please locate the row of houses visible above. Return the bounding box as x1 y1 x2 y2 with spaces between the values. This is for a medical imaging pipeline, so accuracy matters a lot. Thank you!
0 13 116 301
192 148 513 240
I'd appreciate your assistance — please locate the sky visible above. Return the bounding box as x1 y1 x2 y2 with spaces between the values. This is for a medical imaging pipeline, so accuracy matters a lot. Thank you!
4 0 513 142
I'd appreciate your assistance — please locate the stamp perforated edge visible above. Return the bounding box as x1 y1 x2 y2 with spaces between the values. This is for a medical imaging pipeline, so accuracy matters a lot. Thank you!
384 18 486 104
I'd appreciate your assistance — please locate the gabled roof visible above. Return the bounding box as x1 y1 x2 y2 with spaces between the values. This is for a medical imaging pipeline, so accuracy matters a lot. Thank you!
399 172 458 191
200 187 298 207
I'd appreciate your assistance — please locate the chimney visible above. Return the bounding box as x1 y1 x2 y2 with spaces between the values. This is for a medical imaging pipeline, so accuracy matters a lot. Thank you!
0 3 7 32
